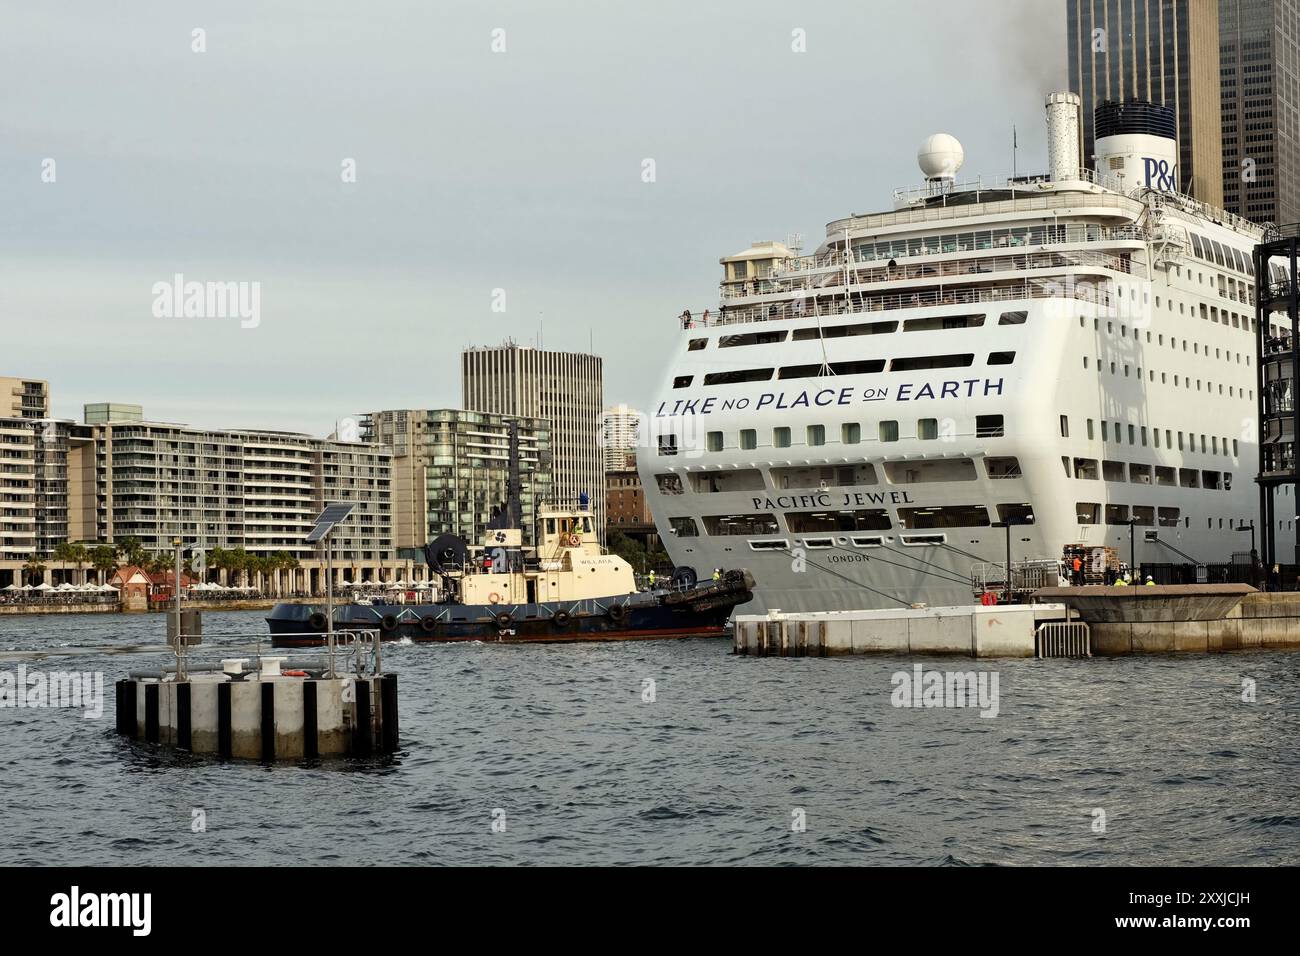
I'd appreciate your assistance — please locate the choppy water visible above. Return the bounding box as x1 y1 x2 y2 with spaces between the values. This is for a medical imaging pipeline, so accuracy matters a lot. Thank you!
1 610 1298 866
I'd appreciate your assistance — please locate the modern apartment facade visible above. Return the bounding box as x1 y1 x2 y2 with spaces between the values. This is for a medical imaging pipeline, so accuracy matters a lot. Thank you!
1220 0 1300 225
0 378 409 590
361 408 552 549
1067 0 1225 206
0 377 49 420
462 343 605 536
600 404 643 472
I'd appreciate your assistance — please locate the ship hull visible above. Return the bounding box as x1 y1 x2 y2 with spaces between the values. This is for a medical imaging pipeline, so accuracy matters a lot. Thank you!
265 578 752 647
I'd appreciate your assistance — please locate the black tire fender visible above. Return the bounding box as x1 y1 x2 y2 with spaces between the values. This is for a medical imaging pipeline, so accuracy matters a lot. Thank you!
379 614 399 633
420 615 438 633
495 612 513 629
607 603 627 623
553 610 571 627
308 612 328 632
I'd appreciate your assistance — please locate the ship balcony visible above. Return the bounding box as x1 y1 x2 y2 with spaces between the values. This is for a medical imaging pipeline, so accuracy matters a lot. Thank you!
680 277 1112 330
770 224 1147 278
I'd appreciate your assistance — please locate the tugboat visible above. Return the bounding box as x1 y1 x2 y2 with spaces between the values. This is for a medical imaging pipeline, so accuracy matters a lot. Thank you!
267 421 754 646
266 503 754 646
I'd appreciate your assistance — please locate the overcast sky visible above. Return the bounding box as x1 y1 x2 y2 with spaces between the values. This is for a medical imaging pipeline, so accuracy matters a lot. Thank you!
0 0 1065 435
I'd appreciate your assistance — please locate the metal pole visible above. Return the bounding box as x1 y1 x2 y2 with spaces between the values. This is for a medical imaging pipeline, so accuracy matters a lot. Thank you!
1004 522 1012 602
325 534 335 677
173 536 185 681
1129 521 1136 578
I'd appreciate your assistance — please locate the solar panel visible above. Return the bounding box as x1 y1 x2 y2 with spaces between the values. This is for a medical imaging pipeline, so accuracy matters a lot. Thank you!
305 502 358 543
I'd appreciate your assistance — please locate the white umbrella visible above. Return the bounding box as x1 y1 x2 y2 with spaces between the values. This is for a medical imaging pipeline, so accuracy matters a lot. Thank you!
56 582 76 591
33 582 53 591
3 583 20 591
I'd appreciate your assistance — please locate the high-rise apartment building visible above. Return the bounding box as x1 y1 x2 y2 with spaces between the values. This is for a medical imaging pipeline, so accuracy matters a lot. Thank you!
0 377 49 420
1067 0 1225 206
600 404 642 471
1220 0 1300 225
361 409 552 550
461 343 605 536
0 375 407 590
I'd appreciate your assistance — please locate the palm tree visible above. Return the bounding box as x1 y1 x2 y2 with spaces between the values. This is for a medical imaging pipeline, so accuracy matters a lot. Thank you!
90 544 119 584
70 543 89 585
22 559 47 587
52 542 77 584
119 537 147 569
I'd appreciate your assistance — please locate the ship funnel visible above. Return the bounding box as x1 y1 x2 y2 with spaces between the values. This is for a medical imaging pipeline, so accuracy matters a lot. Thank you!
1093 100 1179 194
1045 91 1081 181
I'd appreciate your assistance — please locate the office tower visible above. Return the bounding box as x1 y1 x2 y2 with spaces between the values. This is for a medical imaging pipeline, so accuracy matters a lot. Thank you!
1220 0 1300 224
361 409 552 549
1067 0 1225 206
462 343 605 536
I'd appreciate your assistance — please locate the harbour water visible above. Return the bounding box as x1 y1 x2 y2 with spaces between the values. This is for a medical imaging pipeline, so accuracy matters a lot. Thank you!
2 610 1298 866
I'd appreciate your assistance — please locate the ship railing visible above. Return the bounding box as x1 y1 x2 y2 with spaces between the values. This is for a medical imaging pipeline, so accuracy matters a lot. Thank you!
140 628 384 681
680 280 1113 329
970 559 1063 596
773 225 1149 276
825 191 1145 237
737 250 1143 298
889 167 1113 206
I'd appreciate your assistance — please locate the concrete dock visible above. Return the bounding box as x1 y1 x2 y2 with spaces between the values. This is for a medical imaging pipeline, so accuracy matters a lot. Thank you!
737 585 1300 658
734 604 1071 658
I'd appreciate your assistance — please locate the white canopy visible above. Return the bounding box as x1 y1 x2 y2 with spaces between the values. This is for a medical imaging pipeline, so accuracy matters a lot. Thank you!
33 582 53 591
3 583 20 591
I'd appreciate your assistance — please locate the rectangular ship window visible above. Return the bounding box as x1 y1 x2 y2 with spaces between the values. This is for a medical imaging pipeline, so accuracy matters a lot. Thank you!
673 375 693 388
773 427 791 448
988 351 1016 365
841 423 861 444
1076 502 1100 524
806 424 825 446
786 510 891 532
975 415 1004 437
890 354 975 372
740 429 756 450
897 505 990 529
653 474 684 495
902 314 985 332
987 456 1022 479
879 421 899 442
687 339 708 351
703 513 780 535
718 330 788 348
689 469 765 493
883 458 977 483
668 517 698 537
703 368 773 385
998 311 1028 325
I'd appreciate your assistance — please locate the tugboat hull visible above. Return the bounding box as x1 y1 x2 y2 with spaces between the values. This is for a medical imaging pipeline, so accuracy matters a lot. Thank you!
266 574 754 647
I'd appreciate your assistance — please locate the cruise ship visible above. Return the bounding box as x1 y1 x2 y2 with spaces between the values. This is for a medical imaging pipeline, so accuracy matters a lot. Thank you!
639 92 1297 614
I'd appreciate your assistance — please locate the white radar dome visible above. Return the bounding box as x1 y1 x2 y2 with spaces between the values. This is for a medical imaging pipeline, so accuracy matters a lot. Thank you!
917 133 965 181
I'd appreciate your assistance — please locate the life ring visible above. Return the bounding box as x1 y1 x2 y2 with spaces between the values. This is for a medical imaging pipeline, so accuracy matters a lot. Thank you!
308 612 328 632
567 534 582 547
420 615 438 633
379 614 398 633
552 610 571 628
495 612 513 629
488 592 503 605
607 603 627 623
